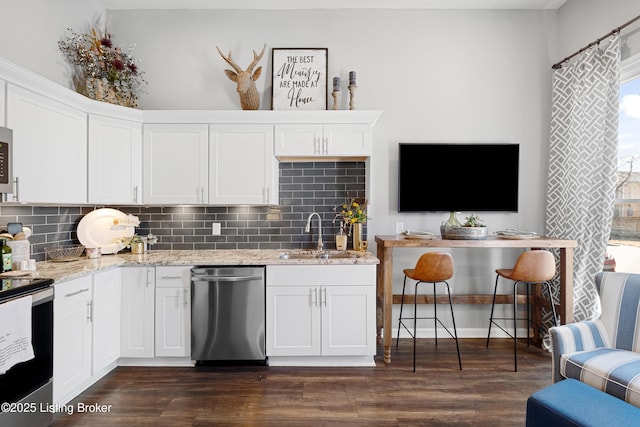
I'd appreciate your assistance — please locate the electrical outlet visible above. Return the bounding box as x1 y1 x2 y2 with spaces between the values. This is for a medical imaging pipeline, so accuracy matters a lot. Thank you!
395 222 404 234
212 223 221 235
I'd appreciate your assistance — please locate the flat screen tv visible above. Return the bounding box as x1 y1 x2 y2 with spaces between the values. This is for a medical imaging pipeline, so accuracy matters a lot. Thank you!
398 143 519 212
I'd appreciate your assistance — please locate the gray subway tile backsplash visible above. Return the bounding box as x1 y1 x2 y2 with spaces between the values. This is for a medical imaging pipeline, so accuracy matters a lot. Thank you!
1 161 366 261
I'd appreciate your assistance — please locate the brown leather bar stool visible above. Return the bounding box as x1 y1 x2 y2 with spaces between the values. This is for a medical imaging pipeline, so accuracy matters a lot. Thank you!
486 249 558 371
396 252 462 371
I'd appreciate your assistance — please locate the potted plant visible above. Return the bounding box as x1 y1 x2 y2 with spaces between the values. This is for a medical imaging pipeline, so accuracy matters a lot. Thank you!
333 198 368 250
120 234 145 254
441 213 488 240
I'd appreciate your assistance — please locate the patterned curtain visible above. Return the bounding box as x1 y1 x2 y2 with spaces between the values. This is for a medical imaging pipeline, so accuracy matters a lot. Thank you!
546 34 621 324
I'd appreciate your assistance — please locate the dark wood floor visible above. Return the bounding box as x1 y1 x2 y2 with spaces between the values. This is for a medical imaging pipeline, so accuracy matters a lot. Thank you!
51 338 552 426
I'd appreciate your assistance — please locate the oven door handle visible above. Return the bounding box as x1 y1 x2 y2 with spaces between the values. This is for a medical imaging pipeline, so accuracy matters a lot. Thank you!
2 287 53 305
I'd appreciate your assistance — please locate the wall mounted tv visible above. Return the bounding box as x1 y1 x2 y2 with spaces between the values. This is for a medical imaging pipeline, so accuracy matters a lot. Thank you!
398 143 519 212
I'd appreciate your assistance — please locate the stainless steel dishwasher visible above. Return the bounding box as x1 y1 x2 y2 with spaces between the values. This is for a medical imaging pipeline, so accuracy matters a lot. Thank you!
191 266 266 364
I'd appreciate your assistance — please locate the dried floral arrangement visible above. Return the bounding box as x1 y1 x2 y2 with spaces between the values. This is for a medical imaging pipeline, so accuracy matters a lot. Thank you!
58 27 147 107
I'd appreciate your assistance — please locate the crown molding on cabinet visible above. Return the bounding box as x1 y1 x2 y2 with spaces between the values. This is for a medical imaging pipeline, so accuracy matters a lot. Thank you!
0 57 381 125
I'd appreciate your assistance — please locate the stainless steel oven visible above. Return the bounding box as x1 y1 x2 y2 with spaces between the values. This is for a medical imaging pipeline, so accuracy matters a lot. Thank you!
0 278 54 427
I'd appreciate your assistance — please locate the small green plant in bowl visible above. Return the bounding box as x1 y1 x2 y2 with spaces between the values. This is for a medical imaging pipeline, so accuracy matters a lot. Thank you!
463 214 486 227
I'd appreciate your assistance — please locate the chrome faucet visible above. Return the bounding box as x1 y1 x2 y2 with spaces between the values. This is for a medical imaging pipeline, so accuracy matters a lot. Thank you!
305 212 323 252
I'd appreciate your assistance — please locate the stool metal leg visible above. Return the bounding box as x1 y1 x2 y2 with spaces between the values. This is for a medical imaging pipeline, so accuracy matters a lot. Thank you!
514 281 520 372
487 274 500 346
443 281 462 370
544 281 559 327
413 281 419 372
433 282 438 347
396 276 408 348
411 280 462 371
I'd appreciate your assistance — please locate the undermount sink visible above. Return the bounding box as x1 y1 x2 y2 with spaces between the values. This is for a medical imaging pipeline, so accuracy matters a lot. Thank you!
278 251 363 260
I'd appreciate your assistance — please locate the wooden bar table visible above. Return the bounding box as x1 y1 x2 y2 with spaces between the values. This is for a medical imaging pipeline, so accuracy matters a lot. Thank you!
375 235 578 364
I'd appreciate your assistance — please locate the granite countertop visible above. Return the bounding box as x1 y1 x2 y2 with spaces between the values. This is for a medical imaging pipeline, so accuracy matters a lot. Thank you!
31 249 379 283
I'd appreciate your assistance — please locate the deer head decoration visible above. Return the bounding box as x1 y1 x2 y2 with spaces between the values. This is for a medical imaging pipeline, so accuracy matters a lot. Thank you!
216 44 266 110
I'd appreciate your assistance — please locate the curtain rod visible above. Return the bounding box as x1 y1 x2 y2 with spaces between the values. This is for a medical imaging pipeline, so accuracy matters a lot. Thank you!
552 14 640 70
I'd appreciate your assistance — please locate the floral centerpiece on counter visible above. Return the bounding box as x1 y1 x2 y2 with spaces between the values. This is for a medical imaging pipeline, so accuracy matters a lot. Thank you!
58 27 147 107
120 234 144 249
119 233 157 254
333 197 369 251
333 197 368 235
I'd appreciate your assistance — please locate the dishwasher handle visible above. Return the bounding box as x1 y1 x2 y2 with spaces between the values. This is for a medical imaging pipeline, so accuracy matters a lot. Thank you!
192 275 264 283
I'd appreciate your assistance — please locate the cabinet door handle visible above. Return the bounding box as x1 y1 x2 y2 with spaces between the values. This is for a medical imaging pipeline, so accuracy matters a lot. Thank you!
323 136 329 155
133 185 139 203
65 288 90 298
87 300 93 322
312 288 318 307
160 276 182 280
183 289 189 306
12 176 19 202
313 136 319 154
322 287 327 307
145 269 151 287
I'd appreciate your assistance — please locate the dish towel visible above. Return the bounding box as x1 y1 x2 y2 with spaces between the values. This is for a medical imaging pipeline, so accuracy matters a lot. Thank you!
0 295 34 374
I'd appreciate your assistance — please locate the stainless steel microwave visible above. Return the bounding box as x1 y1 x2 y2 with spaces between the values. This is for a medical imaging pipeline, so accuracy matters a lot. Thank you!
0 126 12 194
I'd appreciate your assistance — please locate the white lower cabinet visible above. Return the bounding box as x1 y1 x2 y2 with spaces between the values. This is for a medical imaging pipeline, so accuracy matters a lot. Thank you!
92 269 121 373
120 266 155 358
53 276 93 404
53 269 121 404
120 265 192 360
266 265 376 366
155 266 191 357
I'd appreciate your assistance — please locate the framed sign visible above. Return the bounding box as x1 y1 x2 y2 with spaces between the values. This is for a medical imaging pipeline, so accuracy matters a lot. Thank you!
271 48 328 110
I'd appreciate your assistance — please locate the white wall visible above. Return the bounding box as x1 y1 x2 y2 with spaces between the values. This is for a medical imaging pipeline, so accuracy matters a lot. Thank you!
558 0 640 63
0 0 105 86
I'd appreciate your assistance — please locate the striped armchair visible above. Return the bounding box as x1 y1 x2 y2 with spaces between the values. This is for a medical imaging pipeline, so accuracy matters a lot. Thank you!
549 272 640 408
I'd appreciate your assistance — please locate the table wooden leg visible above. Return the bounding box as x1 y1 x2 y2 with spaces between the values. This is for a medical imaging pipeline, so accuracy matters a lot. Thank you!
377 245 393 364
559 247 574 324
376 244 384 345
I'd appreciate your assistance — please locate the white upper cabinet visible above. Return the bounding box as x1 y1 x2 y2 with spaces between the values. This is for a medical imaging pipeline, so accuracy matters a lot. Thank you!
274 123 372 158
209 124 277 205
143 123 209 204
0 79 5 127
88 115 142 204
0 59 381 206
6 84 87 203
